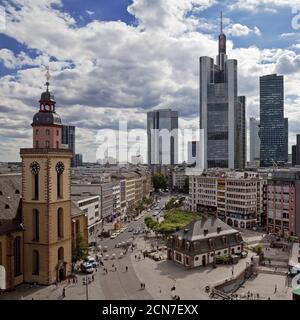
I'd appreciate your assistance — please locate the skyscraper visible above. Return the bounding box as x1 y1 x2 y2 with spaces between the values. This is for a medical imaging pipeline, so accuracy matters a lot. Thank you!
61 125 75 166
199 13 245 169
292 135 300 166
249 117 260 164
147 109 178 166
259 74 288 167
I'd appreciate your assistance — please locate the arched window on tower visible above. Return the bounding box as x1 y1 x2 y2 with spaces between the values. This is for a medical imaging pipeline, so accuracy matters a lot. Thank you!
32 209 39 241
58 247 64 262
56 162 64 199
32 250 39 275
14 236 22 277
57 208 64 238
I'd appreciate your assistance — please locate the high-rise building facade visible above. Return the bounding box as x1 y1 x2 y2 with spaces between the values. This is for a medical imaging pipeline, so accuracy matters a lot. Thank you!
188 141 198 165
199 14 245 169
62 125 75 166
292 135 300 166
249 118 260 164
147 109 178 166
259 74 288 167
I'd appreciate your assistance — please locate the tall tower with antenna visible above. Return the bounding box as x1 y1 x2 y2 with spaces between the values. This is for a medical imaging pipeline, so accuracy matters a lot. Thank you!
199 12 246 170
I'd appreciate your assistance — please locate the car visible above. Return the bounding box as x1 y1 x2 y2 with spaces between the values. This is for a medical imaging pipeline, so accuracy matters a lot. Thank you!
121 227 126 232
134 217 139 221
81 262 94 274
103 246 108 252
147 209 151 212
110 233 117 239
128 227 134 232
85 256 98 268
133 230 139 235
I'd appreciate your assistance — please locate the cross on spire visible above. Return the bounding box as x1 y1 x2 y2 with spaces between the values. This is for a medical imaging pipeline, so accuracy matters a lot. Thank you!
45 66 51 91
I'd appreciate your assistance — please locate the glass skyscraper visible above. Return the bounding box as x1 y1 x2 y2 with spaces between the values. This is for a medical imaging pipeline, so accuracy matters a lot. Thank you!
259 74 288 167
61 125 75 166
147 109 178 166
199 13 245 169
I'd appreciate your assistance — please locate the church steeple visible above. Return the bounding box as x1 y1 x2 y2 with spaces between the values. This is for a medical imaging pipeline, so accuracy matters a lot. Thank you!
32 67 62 149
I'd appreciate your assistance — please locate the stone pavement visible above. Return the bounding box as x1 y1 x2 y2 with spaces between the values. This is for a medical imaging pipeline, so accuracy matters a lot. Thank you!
131 237 256 300
235 273 292 300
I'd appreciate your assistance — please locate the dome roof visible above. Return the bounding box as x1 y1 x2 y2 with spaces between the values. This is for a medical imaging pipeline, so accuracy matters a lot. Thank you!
32 111 62 126
40 90 55 103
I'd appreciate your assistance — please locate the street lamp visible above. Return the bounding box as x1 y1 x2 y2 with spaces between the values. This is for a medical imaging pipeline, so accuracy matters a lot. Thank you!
83 275 89 300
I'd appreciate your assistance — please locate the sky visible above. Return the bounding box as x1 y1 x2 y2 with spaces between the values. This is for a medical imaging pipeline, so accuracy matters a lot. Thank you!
1 0 300 162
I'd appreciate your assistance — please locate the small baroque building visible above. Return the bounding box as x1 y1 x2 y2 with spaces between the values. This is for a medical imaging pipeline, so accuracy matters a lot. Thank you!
166 217 244 268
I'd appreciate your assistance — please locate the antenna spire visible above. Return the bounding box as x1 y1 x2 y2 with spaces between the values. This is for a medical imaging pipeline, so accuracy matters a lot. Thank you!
220 11 223 34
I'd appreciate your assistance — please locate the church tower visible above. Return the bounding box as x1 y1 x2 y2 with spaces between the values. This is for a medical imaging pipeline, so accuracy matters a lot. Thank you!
20 69 72 285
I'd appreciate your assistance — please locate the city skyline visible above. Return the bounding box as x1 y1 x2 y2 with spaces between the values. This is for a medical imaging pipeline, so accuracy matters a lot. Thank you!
1 1 300 162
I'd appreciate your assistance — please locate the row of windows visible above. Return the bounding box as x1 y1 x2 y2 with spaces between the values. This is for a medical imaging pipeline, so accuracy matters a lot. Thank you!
36 129 59 136
32 170 63 200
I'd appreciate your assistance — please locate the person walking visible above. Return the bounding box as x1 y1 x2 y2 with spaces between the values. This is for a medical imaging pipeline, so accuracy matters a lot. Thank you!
125 266 128 272
92 275 94 282
62 287 66 298
274 284 277 294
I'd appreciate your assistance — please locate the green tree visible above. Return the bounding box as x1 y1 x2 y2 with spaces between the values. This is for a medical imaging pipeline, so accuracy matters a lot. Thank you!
152 173 168 191
72 233 88 262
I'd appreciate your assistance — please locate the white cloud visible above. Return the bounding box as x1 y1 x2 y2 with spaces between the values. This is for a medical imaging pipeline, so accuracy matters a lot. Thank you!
226 23 261 37
229 0 300 12
0 0 300 161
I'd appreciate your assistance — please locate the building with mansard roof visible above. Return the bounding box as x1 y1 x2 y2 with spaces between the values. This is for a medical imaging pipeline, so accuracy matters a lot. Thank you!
166 217 244 268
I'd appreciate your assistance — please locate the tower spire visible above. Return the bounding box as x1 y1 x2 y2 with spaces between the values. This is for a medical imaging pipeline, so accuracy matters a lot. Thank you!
45 66 51 92
220 11 223 34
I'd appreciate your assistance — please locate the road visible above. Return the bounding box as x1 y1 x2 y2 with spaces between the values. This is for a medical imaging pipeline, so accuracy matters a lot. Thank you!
98 194 172 251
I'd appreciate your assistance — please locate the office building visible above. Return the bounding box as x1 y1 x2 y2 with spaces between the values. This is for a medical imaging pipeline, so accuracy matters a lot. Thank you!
292 135 300 166
267 170 300 237
62 125 75 167
199 13 245 169
259 74 288 167
189 169 267 229
147 109 178 166
188 141 198 165
74 153 83 167
249 118 260 165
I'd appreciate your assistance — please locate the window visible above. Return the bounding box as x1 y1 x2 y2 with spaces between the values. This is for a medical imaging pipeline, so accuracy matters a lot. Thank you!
33 173 39 200
46 129 50 135
175 253 182 262
57 208 64 238
46 141 50 148
56 130 59 136
58 247 64 261
32 209 39 241
36 141 39 148
56 141 59 149
32 250 39 275
14 237 22 277
36 129 39 135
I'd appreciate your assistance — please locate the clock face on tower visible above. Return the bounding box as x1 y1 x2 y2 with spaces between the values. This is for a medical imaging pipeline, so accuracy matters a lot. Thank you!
56 161 65 174
30 161 40 175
